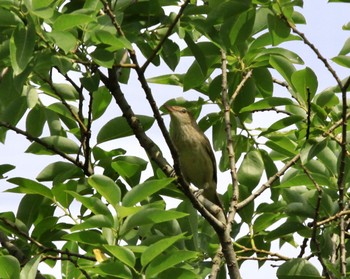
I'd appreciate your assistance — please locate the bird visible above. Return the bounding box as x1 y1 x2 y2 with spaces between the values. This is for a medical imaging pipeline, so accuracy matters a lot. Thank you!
165 105 224 211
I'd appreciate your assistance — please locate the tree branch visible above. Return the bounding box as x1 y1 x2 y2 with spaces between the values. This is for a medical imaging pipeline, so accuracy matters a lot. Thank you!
220 49 241 279
0 121 89 174
236 153 300 210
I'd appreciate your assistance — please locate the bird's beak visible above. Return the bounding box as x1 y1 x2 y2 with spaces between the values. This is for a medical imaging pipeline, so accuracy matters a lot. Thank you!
164 105 175 113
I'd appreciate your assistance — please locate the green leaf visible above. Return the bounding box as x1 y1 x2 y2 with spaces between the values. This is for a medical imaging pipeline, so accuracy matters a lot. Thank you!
0 96 27 126
237 150 264 190
291 67 318 104
26 106 46 137
267 14 291 45
221 8 255 49
141 233 188 267
10 24 36 75
0 8 22 27
7 177 53 199
16 194 52 229
104 245 136 268
71 214 113 231
24 0 55 18
253 67 273 97
123 178 175 206
94 30 132 50
61 242 78 278
25 86 38 108
90 47 115 68
145 250 198 277
0 255 20 279
36 162 82 182
41 83 79 100
260 116 304 137
26 136 80 155
254 213 282 233
88 174 121 207
184 32 207 75
111 156 148 186
269 55 296 86
147 74 184 86
53 14 94 31
332 55 350 68
266 221 305 241
120 209 188 236
0 164 15 179
20 255 41 279
161 39 180 71
62 230 107 245
85 261 132 278
265 136 297 157
66 191 112 217
47 31 78 53
183 60 207 91
240 97 294 112
97 115 155 143
92 86 112 120
338 36 350 55
276 173 333 189
277 258 321 279
314 90 339 109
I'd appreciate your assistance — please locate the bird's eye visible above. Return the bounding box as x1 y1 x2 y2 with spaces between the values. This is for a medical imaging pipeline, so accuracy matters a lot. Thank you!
180 108 187 113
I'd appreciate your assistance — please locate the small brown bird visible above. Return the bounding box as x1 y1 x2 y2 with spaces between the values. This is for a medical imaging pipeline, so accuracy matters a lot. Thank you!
165 105 223 210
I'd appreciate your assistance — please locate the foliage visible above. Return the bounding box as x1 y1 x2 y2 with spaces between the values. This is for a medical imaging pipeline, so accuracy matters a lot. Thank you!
0 0 349 278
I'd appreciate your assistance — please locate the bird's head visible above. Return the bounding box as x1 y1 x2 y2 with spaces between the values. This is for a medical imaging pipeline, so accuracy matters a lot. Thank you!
165 105 194 126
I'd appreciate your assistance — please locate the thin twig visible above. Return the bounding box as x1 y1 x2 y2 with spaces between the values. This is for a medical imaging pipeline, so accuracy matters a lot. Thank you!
0 217 95 262
314 210 350 227
236 153 300 210
229 70 253 105
0 121 88 174
282 14 348 275
282 16 343 90
302 166 332 278
235 242 290 261
141 0 191 72
306 87 311 140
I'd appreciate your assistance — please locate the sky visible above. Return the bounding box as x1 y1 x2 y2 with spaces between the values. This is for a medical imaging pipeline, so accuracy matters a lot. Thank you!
1 0 350 278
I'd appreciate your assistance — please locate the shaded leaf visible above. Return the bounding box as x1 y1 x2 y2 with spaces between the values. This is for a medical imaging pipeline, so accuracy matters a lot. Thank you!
62 230 107 245
123 178 175 206
104 245 136 268
237 150 264 190
291 67 318 104
277 258 321 279
53 14 94 31
10 24 36 74
88 174 121 207
141 233 188 267
120 209 188 236
26 136 80 155
7 177 53 199
146 250 198 277
84 260 132 278
97 115 154 143
20 255 41 279
240 97 293 112
0 255 20 279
